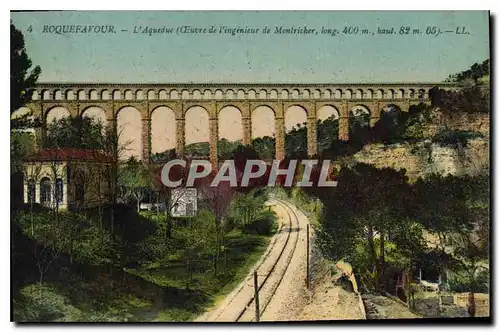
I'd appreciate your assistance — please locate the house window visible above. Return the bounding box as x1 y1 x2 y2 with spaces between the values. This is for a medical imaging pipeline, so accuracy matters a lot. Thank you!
55 178 64 203
27 179 35 204
40 177 52 204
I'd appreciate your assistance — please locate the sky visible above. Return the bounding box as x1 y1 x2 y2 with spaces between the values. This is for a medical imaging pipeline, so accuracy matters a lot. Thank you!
11 11 490 83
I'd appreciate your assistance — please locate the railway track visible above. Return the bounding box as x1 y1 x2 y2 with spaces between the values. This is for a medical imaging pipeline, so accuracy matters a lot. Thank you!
196 198 302 322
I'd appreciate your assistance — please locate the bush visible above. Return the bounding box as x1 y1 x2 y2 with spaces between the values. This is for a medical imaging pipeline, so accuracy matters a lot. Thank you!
432 130 483 147
14 210 119 268
243 210 276 235
72 227 117 266
13 284 80 322
430 85 490 114
447 268 489 293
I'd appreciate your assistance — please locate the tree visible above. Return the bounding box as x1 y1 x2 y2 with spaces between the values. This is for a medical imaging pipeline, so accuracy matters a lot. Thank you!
430 85 490 114
11 22 41 117
317 116 339 154
11 132 36 207
41 116 109 220
452 226 489 317
386 219 427 305
11 131 36 173
183 209 217 289
410 175 475 259
431 59 490 114
119 157 150 212
443 175 489 316
446 59 490 84
251 136 275 160
285 125 307 158
150 161 191 240
198 175 234 276
402 103 434 141
348 113 371 149
217 138 243 160
370 107 409 144
96 121 132 237
226 189 270 230
16 212 68 286
11 21 41 195
44 116 105 150
314 163 410 292
408 173 488 315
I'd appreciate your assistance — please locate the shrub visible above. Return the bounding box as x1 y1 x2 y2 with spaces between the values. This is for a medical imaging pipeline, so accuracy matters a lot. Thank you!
243 210 276 235
14 210 119 268
72 227 117 266
79 310 133 322
432 130 483 147
13 284 80 322
447 268 489 293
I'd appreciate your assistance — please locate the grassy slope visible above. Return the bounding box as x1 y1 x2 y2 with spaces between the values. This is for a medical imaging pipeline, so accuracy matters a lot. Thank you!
27 228 273 322
132 229 272 321
155 235 271 321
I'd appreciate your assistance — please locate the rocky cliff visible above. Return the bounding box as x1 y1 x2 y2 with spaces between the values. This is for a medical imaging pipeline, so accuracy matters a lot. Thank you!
350 138 489 181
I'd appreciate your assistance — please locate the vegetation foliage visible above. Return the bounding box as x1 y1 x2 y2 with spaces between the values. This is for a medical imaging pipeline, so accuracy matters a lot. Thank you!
302 165 489 310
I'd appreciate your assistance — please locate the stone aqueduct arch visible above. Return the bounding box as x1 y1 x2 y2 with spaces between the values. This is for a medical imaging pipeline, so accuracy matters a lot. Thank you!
23 83 455 165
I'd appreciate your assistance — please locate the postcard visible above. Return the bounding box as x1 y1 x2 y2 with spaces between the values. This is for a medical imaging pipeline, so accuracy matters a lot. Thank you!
10 10 490 323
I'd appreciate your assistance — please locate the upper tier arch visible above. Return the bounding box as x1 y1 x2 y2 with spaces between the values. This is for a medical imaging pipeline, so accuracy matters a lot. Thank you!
29 82 454 102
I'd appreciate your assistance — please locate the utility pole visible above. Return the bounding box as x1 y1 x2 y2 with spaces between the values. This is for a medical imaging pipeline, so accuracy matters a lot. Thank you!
254 271 260 322
306 224 310 289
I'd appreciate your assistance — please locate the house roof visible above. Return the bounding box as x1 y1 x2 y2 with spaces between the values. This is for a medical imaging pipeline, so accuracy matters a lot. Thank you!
25 148 112 163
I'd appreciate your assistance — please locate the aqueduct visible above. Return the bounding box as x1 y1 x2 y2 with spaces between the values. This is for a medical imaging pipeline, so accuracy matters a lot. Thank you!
18 82 456 165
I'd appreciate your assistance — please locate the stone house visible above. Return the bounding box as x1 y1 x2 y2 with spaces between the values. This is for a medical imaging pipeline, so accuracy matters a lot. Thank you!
22 148 112 210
